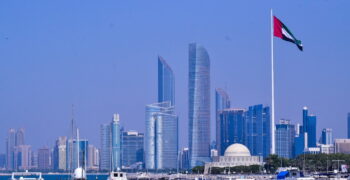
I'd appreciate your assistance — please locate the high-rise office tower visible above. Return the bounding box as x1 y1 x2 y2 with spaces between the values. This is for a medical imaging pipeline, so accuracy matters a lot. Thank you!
307 114 317 147
88 145 99 170
158 56 175 106
321 128 333 145
145 56 178 170
218 108 245 155
0 154 5 169
38 147 51 170
66 139 88 170
215 88 231 155
100 123 111 171
348 113 350 139
145 102 178 169
275 120 295 159
14 145 32 170
121 131 144 168
53 136 67 171
179 148 190 170
302 107 308 134
245 104 271 158
188 43 211 167
111 113 121 170
6 128 16 170
15 128 25 146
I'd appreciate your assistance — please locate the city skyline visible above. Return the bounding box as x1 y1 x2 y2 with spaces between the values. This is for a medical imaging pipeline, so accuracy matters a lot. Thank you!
0 1 350 152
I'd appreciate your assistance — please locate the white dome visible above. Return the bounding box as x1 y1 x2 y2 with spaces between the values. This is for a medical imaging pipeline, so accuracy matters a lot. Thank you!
73 167 86 179
224 143 251 157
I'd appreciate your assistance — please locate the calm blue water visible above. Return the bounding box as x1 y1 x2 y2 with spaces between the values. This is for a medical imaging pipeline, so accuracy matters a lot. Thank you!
0 174 108 180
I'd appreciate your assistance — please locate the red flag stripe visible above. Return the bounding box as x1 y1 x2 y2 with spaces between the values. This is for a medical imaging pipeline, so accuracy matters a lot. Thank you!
273 16 283 38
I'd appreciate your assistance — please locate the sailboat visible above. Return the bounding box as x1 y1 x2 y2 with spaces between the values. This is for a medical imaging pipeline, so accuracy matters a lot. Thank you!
73 128 87 180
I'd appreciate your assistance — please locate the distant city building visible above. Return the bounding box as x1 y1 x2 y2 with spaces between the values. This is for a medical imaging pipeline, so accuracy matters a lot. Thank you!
188 43 211 167
53 136 67 171
320 144 335 154
14 145 32 170
87 145 99 171
204 144 263 174
294 134 305 157
158 56 175 106
348 113 350 138
0 153 5 170
307 115 317 147
302 107 317 148
100 123 111 171
145 102 178 169
245 104 271 158
218 108 245 155
111 113 121 170
31 151 38 169
178 148 190 170
15 128 25 146
66 139 88 171
6 128 16 171
321 128 333 145
275 119 295 159
215 88 231 154
121 131 144 169
304 147 320 154
38 147 51 170
334 139 350 154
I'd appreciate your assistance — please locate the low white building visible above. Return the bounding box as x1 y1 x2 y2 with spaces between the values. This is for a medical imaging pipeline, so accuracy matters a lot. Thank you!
204 143 263 174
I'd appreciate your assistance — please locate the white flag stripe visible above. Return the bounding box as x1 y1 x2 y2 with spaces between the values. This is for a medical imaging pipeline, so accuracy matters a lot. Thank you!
282 28 294 41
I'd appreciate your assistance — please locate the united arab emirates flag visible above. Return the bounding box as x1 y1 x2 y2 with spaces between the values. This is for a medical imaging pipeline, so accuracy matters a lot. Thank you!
274 16 303 51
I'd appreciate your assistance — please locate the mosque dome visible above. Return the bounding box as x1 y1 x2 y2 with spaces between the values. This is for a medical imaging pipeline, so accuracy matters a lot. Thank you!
224 143 251 157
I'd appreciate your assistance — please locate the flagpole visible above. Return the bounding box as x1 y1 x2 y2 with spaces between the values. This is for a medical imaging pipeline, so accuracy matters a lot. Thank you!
270 8 276 154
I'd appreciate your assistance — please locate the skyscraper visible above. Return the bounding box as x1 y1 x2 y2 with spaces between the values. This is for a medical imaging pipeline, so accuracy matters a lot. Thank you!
188 43 211 167
6 128 16 171
53 136 67 171
158 56 175 106
307 115 317 147
179 148 190 170
66 139 88 170
0 154 5 170
245 104 271 158
15 128 25 146
145 102 178 169
38 147 51 170
14 145 32 170
218 108 245 155
87 145 99 170
321 128 333 145
215 88 231 155
302 107 308 134
121 131 144 169
111 113 121 170
275 119 295 159
348 113 350 139
100 123 111 171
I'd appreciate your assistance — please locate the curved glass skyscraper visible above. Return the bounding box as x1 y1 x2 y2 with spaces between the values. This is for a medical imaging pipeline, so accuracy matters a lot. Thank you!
144 56 178 170
111 113 121 170
158 56 175 106
188 43 211 167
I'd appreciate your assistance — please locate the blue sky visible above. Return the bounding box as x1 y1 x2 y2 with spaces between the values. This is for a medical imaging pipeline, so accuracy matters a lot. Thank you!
0 1 349 151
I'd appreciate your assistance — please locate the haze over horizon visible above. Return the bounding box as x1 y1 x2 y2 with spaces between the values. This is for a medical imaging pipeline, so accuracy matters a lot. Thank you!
0 0 349 151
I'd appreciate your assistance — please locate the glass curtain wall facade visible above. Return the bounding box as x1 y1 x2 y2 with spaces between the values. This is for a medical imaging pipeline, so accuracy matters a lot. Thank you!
307 115 317 147
158 56 175 106
275 120 295 159
66 139 88 170
188 43 211 167
321 128 333 145
111 114 121 170
121 131 144 168
215 88 231 155
6 129 16 171
145 102 178 170
100 124 111 171
219 109 245 155
245 104 271 158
